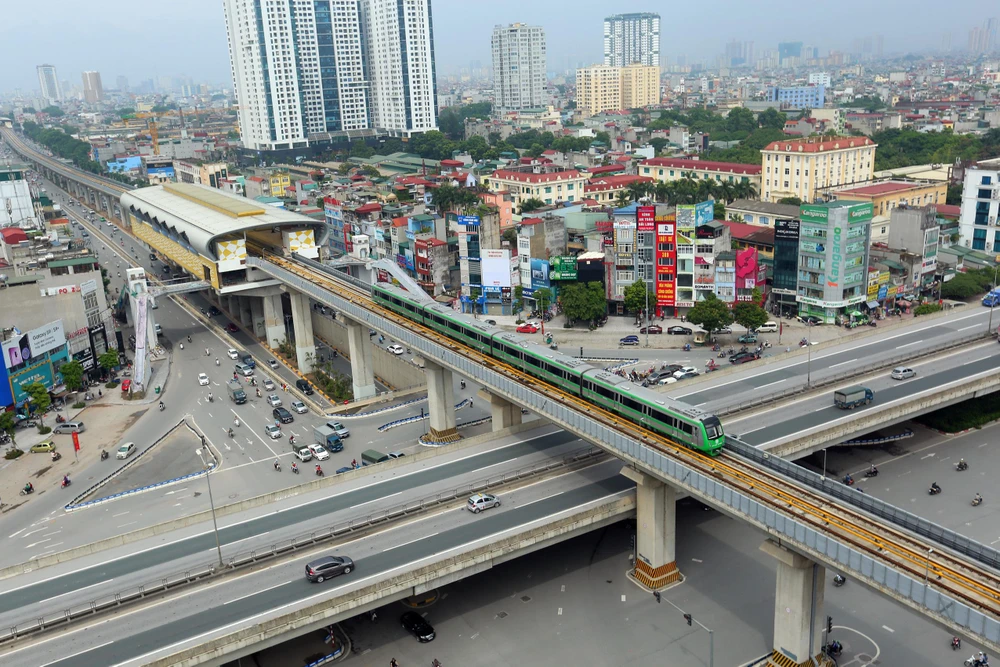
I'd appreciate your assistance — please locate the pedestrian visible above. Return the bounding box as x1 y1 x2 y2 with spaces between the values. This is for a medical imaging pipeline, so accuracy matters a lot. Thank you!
233 372 238 380
98 389 102 397
352 458 358 469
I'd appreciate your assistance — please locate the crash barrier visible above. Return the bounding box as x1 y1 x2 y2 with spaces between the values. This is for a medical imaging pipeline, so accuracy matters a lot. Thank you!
335 394 427 420
64 418 207 511
726 436 1000 570
377 398 472 432
714 329 992 417
842 428 914 447
0 444 605 644
418 416 494 446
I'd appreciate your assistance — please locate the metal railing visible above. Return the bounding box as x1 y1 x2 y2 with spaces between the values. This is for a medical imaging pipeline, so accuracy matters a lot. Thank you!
0 445 605 644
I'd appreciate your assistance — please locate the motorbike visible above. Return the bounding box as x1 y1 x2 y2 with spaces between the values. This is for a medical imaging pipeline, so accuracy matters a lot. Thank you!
683 343 692 351
20 486 34 496
868 320 877 327
315 467 324 477
100 450 109 461
208 394 214 403
965 657 990 667
763 340 772 349
832 574 846 587
273 462 281 472
957 461 969 471
825 641 843 657
973 496 984 507
61 478 71 489
291 465 299 474
712 344 721 352
952 637 962 651
843 475 854 486
929 485 942 496
705 362 718 373
215 358 220 366
864 467 878 478
51 452 62 462
55 414 67 424
84 392 95 401
158 403 165 412
717 351 727 358
799 338 809 347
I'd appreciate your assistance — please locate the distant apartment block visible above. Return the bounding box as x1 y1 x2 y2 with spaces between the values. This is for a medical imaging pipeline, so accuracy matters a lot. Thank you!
37 65 61 103
959 167 1000 252
765 85 825 109
491 23 547 113
760 136 877 203
576 64 660 116
81 71 103 104
604 13 660 67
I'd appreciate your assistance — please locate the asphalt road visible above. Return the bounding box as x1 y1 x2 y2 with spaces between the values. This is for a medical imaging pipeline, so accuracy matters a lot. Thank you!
0 463 633 667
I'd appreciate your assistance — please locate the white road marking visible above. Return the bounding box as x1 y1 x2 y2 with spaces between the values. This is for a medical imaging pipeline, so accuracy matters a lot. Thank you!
112 511 129 518
384 533 439 552
895 340 923 349
964 355 994 365
25 538 50 549
117 521 137 528
42 530 61 537
223 580 293 606
560 585 566 592
757 380 785 390
621 594 627 602
882 624 894 633
691 558 703 563
518 491 565 508
558 607 563 615
920 453 936 460
829 358 857 368
957 324 981 332
354 493 402 508
37 578 113 604
8 528 26 539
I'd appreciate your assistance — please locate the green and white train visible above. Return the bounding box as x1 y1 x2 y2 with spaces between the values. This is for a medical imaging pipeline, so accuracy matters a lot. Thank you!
373 282 725 456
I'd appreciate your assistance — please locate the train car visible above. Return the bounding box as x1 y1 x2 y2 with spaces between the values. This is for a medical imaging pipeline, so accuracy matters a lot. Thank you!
372 282 429 324
490 331 595 395
580 370 725 455
422 303 496 355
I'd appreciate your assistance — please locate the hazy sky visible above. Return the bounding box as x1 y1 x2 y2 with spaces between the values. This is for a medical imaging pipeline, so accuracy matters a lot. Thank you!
2 0 994 93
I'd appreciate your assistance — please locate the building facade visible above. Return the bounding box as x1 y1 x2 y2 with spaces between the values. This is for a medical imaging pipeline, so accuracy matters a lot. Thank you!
361 0 438 137
576 65 621 116
832 180 946 218
620 64 661 109
486 167 587 209
491 23 547 114
796 201 873 323
760 136 877 204
639 158 762 191
81 71 103 104
603 13 660 67
958 167 1000 252
766 85 825 108
37 64 61 104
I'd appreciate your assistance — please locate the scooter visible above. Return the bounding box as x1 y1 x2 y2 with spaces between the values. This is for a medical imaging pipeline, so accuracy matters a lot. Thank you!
55 414 67 424
832 574 846 587
957 461 969 471
315 467 324 477
717 351 727 358
51 452 62 462
291 465 299 474
101 450 109 461
864 467 878 478
20 486 34 496
683 343 692 352
973 496 984 507
61 478 72 489
929 485 942 496
952 637 962 651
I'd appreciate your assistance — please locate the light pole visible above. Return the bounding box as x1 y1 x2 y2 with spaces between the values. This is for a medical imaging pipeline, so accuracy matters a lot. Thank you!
653 592 714 667
821 448 828 479
805 321 813 388
989 257 1000 334
196 445 224 569
924 547 934 586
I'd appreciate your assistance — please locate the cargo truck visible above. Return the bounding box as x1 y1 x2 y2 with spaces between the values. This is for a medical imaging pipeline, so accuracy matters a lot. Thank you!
227 379 247 404
312 424 343 452
834 385 873 409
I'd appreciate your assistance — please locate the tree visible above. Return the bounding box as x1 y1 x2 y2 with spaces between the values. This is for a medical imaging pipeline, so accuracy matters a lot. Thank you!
42 105 65 117
502 228 518 245
99 348 120 375
512 284 524 317
649 137 668 154
713 202 726 219
519 198 545 213
431 184 480 213
733 301 768 332
0 410 15 446
686 293 733 338
941 273 984 300
614 190 632 209
533 287 553 316
757 108 787 130
349 141 375 158
59 360 85 392
560 282 607 324
24 382 52 425
778 196 803 206
623 279 654 314
947 184 963 206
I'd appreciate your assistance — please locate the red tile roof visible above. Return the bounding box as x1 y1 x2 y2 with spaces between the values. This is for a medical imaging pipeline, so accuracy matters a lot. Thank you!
720 221 775 246
491 169 583 184
640 158 762 175
440 159 464 166
835 181 929 197
586 164 626 175
762 136 876 154
354 202 381 214
520 217 544 226
584 175 654 193
392 216 409 227
935 203 961 218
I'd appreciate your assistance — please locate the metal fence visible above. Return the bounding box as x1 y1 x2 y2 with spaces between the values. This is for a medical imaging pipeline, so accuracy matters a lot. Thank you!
0 445 605 644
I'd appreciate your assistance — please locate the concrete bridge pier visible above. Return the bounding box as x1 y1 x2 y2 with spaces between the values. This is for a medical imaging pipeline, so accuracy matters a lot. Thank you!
249 297 265 339
238 296 253 330
345 319 376 400
621 467 681 590
289 290 316 373
487 391 522 431
422 359 459 442
263 293 285 348
760 540 831 667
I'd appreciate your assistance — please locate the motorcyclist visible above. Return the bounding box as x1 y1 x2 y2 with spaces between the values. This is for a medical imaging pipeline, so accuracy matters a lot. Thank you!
315 464 323 475
228 427 234 438
931 481 941 493
159 401 164 411
460 379 466 390
869 464 878 475
233 417 240 427
187 335 192 343
291 462 298 473
843 474 853 485
958 458 968 470
273 459 280 471
833 574 846 586
289 435 296 445
208 392 213 402
23 482 33 494
62 475 70 487
975 492 983 505
215 358 220 366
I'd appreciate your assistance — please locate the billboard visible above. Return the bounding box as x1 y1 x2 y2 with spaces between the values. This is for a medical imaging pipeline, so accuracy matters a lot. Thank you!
655 220 676 307
481 249 512 288
775 219 800 240
9 360 54 405
530 258 550 291
676 205 695 229
695 200 714 226
457 215 480 227
735 247 758 291
549 256 578 281
636 206 656 232
3 321 66 370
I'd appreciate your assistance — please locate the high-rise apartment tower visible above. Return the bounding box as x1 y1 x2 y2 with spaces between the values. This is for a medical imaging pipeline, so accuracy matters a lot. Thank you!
491 23 547 114
81 71 103 104
603 13 660 67
37 65 61 104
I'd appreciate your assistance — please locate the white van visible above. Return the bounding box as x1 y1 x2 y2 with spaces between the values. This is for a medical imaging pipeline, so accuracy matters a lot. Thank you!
756 321 779 333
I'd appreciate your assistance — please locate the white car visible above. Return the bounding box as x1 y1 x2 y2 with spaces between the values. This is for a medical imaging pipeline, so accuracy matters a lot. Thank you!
290 400 308 414
294 447 313 462
198 373 210 386
227 348 239 360
266 394 282 407
891 366 916 380
116 442 137 459
308 443 330 461
267 358 279 369
264 424 282 440
756 321 779 333
467 493 500 513
387 344 405 355
263 377 275 391
673 366 698 379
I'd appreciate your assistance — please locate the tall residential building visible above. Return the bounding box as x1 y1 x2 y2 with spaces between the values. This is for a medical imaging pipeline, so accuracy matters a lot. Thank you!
620 64 660 109
760 136 877 203
36 65 61 104
81 71 103 104
361 0 438 137
116 75 129 93
603 13 660 67
491 23 547 114
958 167 1000 252
222 0 371 151
576 65 621 116
969 18 999 54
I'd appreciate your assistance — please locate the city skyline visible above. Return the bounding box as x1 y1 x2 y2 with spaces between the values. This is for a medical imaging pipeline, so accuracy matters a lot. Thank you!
3 0 1000 95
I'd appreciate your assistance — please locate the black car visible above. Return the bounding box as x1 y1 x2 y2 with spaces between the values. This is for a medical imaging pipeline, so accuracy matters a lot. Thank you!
304 555 354 582
666 326 693 335
730 352 760 365
400 611 436 642
149 253 157 262
295 378 314 395
208 306 221 316
798 315 822 325
273 407 294 424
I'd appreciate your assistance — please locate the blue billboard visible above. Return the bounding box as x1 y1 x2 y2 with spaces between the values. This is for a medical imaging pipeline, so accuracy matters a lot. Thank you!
530 258 550 292
457 215 480 227
695 200 714 226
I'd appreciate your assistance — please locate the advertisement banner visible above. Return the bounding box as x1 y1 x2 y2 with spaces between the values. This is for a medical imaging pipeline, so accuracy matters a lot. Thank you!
550 256 578 281
73 431 80 451
676 205 695 229
10 360 54 405
530 258 550 292
41 285 81 297
655 220 676 307
28 321 66 357
457 215 480 227
775 219 800 240
613 219 636 230
735 247 758 290
3 335 30 370
481 249 512 288
637 206 656 232
695 200 714 226
799 205 828 223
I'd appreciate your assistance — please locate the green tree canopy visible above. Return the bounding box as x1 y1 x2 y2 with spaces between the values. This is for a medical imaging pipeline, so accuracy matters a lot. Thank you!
756 108 787 130
519 198 545 213
778 196 803 206
42 105 65 117
623 280 654 314
59 360 85 392
733 301 769 332
24 382 51 424
560 282 607 323
686 293 733 338
99 348 120 373
431 184 481 213
0 411 16 445
21 121 102 174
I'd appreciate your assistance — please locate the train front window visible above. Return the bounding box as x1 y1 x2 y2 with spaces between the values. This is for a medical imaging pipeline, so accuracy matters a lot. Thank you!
702 416 723 440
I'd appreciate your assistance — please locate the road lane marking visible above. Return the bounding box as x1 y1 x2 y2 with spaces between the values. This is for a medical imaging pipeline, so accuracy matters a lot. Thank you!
8 528 26 539
957 324 981 332
829 358 857 368
895 340 923 349
112 511 129 518
117 522 137 528
757 380 785 390
37 578 113 604
354 493 402 508
39 640 115 667
882 624 894 632
384 533 439 552
223 579 291 605
518 491 565 508
964 355 993 365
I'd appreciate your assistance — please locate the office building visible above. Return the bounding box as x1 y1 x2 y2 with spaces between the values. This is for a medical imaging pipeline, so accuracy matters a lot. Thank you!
361 0 438 137
222 0 371 151
491 23 547 114
639 158 762 192
958 167 1000 252
603 13 660 67
777 41 802 67
81 71 103 104
969 18 999 54
760 136 877 203
36 65 61 103
765 85 825 109
796 201 873 322
808 72 831 87
724 40 754 68
116 75 129 93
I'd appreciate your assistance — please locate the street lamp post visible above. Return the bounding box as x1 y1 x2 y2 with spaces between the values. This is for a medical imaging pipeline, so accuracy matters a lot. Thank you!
805 321 813 388
924 547 934 586
196 445 224 569
653 592 715 667
989 258 1000 334
822 448 828 479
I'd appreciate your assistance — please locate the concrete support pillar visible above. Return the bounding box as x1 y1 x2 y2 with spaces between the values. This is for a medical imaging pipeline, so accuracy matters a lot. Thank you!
226 295 238 319
488 391 522 431
423 359 459 442
263 294 285 348
239 296 253 329
250 296 265 340
288 290 316 373
345 319 376 400
760 540 827 667
620 467 681 590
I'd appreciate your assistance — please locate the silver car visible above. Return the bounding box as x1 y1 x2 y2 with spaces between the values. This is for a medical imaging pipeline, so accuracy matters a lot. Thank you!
890 366 916 380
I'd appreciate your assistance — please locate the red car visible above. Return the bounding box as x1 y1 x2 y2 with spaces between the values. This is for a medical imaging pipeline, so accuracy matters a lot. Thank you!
516 324 538 334
226 323 239 333
120 379 131 393
639 325 663 334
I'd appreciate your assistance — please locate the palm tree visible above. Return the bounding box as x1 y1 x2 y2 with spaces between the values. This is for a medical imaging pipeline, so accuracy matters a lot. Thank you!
653 181 671 203
734 181 758 201
696 179 718 203
717 181 737 204
627 180 653 202
614 189 632 209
